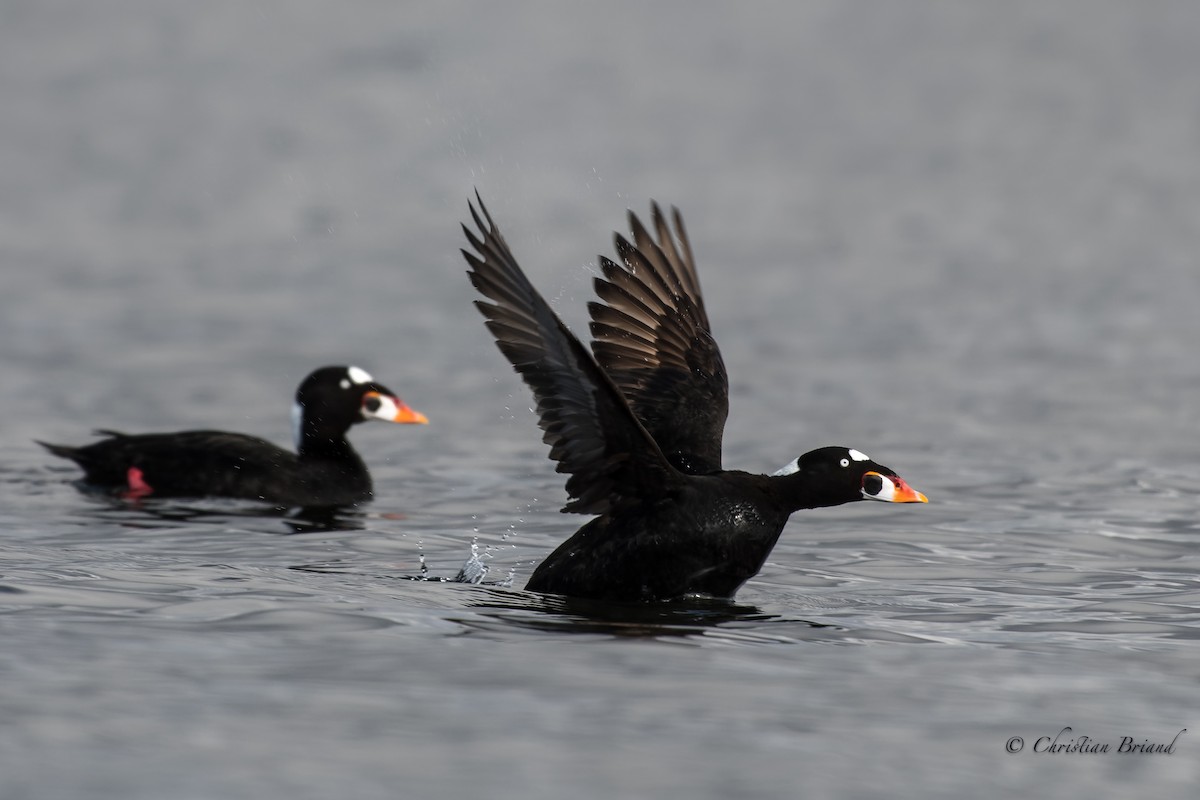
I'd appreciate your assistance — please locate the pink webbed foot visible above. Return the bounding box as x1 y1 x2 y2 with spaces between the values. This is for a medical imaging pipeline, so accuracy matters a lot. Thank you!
120 466 154 500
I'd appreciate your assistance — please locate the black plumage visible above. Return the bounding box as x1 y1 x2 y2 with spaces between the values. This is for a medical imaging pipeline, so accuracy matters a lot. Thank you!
39 366 427 507
462 195 926 602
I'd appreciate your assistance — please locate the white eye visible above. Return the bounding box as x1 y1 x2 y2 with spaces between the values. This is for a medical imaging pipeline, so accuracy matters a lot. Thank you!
840 458 850 468
339 379 351 390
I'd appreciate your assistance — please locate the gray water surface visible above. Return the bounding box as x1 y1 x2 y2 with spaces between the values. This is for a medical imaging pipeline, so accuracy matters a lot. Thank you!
3 2 1200 798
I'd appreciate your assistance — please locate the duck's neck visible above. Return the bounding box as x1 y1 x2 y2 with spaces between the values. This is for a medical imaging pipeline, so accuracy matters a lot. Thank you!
297 431 361 463
769 470 853 513
292 403 357 461
294 415 363 468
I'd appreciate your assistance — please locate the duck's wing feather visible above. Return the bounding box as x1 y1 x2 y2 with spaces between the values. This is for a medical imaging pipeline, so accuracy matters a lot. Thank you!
587 203 729 473
461 194 681 515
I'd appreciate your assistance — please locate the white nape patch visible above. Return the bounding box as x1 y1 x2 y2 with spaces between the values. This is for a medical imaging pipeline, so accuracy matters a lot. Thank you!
772 458 801 476
347 366 374 385
291 400 304 452
849 449 871 462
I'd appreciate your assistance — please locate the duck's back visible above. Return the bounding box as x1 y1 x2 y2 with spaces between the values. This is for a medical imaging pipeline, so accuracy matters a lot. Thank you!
42 430 372 506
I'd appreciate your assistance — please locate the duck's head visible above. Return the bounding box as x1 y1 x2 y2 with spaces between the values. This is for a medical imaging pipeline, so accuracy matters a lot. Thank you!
292 365 427 452
772 446 927 507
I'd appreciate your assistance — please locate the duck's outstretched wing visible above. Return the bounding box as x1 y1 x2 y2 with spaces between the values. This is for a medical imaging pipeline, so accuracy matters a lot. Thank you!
462 194 680 515
587 203 728 473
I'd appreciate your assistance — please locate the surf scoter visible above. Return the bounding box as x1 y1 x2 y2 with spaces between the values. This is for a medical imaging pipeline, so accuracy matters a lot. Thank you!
39 365 427 507
462 194 926 602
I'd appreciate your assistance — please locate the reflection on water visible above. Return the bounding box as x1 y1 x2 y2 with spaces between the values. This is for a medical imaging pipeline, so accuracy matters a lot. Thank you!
51 488 375 533
461 588 802 638
286 562 821 639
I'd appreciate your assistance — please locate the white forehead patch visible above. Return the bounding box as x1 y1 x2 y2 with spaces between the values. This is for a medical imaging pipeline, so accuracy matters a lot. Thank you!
848 449 871 462
347 366 374 385
772 458 801 476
